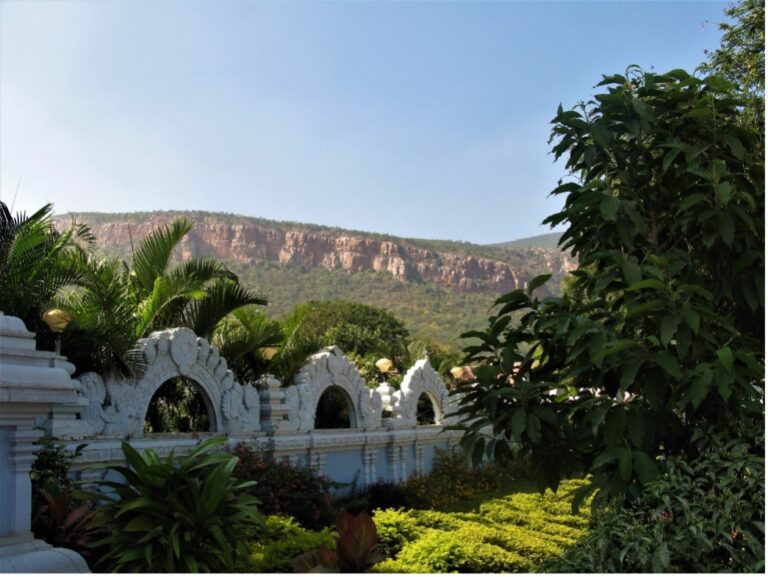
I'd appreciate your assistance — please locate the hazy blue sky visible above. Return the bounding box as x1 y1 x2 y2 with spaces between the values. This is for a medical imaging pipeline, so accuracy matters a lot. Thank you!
1 0 729 244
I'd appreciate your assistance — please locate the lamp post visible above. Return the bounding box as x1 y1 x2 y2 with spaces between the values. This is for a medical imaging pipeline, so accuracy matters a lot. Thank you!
42 309 71 355
375 357 393 383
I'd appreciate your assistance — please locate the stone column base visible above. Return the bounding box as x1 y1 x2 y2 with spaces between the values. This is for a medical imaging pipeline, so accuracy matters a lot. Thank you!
0 537 89 573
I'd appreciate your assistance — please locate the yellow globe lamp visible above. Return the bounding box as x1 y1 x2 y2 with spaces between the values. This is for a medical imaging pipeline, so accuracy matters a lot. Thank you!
375 357 393 374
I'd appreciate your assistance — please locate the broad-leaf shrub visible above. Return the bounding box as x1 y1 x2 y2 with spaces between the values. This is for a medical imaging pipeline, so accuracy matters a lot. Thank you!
242 515 334 573
548 433 765 573
231 442 336 530
30 440 99 563
455 67 764 504
85 437 262 573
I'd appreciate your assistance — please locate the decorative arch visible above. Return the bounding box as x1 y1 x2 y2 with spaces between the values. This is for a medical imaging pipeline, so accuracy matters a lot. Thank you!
76 328 260 437
314 385 355 429
390 360 454 427
283 347 382 431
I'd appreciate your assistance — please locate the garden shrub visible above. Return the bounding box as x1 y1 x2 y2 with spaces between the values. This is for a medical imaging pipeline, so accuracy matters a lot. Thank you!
231 442 336 530
376 526 531 573
402 448 506 508
549 435 765 573
85 437 262 573
30 440 100 564
371 509 424 558
243 515 334 573
372 478 591 571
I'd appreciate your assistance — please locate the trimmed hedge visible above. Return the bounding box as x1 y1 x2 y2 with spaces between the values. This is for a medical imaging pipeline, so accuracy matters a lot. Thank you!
372 478 591 573
242 515 334 573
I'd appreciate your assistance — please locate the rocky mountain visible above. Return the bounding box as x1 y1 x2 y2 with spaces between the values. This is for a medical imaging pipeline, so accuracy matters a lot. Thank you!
56 211 575 296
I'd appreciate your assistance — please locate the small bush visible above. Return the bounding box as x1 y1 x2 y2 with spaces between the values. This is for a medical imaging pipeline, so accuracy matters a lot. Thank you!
550 436 765 573
231 442 336 530
243 515 334 573
402 448 507 508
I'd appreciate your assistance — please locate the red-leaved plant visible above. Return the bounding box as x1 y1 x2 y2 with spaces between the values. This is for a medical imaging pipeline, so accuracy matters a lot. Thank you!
293 511 384 573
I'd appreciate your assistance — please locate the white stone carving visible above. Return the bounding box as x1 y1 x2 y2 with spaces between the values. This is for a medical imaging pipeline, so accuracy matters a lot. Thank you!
74 328 260 437
283 347 382 431
391 359 454 427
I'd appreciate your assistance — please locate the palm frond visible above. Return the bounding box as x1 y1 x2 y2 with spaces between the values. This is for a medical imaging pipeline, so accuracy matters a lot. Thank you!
182 279 268 339
129 218 194 298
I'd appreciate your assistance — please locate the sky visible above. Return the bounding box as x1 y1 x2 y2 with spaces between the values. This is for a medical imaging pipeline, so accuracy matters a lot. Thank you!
0 0 730 244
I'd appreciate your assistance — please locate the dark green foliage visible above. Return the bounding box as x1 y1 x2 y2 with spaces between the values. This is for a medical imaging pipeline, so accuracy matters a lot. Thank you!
549 432 765 573
84 437 262 573
30 438 86 496
231 442 336 530
143 377 211 433
242 515 334 573
454 67 764 505
0 201 92 349
30 440 98 564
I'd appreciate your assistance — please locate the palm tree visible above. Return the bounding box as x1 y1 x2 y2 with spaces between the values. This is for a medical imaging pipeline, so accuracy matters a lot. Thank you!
211 306 283 382
59 217 268 376
0 201 92 342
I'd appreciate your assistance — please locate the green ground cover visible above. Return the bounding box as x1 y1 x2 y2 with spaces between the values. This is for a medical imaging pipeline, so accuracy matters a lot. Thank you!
243 478 591 573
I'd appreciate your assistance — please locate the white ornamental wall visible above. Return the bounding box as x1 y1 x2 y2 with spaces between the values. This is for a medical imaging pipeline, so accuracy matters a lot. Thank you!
46 331 463 486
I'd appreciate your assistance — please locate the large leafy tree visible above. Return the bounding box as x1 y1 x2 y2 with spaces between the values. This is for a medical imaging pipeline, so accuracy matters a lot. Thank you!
454 67 764 506
58 218 268 375
703 0 765 130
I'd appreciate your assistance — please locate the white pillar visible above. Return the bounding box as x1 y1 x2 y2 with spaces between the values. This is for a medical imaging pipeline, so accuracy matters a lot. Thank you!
0 313 89 572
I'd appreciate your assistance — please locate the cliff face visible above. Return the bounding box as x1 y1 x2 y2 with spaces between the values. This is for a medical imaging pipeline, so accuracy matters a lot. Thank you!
60 213 574 295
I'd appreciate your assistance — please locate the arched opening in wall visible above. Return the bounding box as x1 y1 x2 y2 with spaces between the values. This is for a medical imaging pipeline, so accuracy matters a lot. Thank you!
144 377 214 433
314 386 355 429
416 392 438 425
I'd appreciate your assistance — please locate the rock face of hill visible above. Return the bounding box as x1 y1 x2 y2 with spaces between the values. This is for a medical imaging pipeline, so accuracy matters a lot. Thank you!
56 212 575 295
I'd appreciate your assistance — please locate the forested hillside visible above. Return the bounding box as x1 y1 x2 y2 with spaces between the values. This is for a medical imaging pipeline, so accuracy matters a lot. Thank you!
55 211 570 343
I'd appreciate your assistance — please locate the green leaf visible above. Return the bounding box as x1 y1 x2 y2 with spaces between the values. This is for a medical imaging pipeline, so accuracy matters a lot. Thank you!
527 414 542 444
715 181 732 204
604 408 626 447
689 369 712 408
722 134 745 160
628 279 665 292
527 274 552 295
620 357 643 391
718 212 735 246
621 259 642 285
599 196 620 221
716 346 734 373
633 451 660 484
652 543 670 572
654 351 682 380
662 148 681 172
592 447 623 470
680 308 700 335
510 407 527 439
660 315 679 346
626 409 645 447
618 447 632 482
